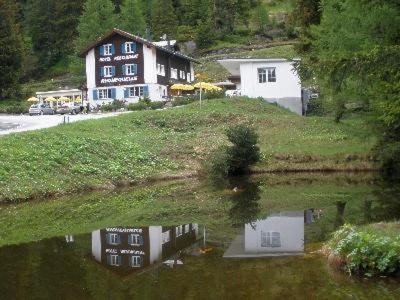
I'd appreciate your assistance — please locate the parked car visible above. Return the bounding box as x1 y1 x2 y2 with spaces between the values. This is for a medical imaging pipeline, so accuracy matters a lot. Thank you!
29 104 54 116
225 89 241 97
56 102 83 115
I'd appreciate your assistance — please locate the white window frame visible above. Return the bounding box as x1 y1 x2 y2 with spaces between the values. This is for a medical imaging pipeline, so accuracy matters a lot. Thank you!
157 63 165 76
129 234 140 246
131 256 141 268
125 42 135 53
162 230 170 244
125 64 136 75
103 66 113 78
104 44 113 56
170 68 178 79
129 86 144 97
261 231 281 248
110 254 120 266
175 225 183 237
258 67 276 83
187 72 191 83
99 88 112 100
180 70 186 79
184 224 190 233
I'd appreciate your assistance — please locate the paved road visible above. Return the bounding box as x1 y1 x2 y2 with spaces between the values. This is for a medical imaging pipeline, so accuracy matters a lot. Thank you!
0 112 130 136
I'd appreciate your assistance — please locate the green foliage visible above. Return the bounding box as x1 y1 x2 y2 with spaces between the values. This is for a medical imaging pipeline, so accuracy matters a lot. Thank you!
118 0 146 36
127 102 148 111
151 0 178 39
171 96 196 107
0 100 30 114
253 4 271 34
196 20 216 49
0 0 23 99
100 99 125 112
328 224 400 276
75 0 117 52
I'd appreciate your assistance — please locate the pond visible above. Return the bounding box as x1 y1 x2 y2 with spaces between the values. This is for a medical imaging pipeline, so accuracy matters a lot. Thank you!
0 174 399 299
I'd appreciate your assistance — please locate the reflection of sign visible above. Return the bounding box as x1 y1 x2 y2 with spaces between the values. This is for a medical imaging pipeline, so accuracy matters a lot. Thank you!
106 249 145 255
106 228 143 233
99 54 138 62
101 76 137 84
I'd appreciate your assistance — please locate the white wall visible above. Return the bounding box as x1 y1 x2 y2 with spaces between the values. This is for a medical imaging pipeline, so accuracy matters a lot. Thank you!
86 49 96 89
149 226 163 264
244 215 304 253
240 61 302 115
143 46 157 84
91 230 102 262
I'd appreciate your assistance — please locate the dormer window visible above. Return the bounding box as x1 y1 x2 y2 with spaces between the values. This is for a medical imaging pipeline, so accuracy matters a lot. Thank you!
124 42 136 54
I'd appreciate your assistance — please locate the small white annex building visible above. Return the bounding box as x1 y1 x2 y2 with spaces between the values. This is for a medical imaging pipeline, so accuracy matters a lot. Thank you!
218 58 304 115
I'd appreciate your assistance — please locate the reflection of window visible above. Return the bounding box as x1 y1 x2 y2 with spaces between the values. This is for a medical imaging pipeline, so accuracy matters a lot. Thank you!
171 68 178 79
187 72 191 83
258 68 276 83
179 70 186 79
176 225 183 237
107 233 121 245
162 230 170 244
157 64 165 76
184 224 190 233
130 256 142 268
128 234 143 246
108 254 121 266
261 231 281 247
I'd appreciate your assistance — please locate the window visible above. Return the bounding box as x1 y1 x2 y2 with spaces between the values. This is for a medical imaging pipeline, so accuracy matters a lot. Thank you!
179 70 186 79
99 89 112 99
184 224 190 233
187 72 191 83
130 256 142 268
108 254 121 266
157 63 165 76
125 42 135 53
104 44 113 56
103 66 113 77
170 68 178 79
261 231 281 248
125 64 137 75
258 67 276 83
175 225 183 237
129 86 144 97
108 233 120 245
162 230 170 244
128 234 143 246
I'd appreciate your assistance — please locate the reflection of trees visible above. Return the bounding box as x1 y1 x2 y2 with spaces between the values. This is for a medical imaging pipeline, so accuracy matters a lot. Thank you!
334 200 347 228
227 177 261 227
372 176 400 221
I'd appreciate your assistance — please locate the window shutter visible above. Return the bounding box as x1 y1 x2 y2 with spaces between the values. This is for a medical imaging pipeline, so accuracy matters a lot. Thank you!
111 44 115 55
121 43 126 54
128 234 132 245
138 235 144 245
139 256 144 267
124 88 129 98
112 66 116 76
128 256 132 267
143 85 149 97
106 233 111 244
100 46 104 56
117 255 122 266
122 65 126 75
132 42 137 53
92 89 98 100
133 64 137 74
111 88 117 99
107 255 111 265
100 67 104 77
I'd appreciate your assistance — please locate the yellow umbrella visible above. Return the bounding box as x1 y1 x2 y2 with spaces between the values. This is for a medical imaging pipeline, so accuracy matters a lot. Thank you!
58 96 70 102
27 97 38 102
45 97 57 102
182 84 194 91
170 84 186 90
75 96 82 102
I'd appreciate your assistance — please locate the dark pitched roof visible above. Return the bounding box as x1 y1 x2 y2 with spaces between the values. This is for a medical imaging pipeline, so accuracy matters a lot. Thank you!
79 28 199 63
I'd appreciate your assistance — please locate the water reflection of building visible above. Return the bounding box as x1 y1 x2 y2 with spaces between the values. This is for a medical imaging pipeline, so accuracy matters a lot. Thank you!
91 224 198 275
224 211 309 258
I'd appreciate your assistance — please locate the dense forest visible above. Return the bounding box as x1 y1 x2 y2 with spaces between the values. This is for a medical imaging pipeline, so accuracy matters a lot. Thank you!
0 0 399 175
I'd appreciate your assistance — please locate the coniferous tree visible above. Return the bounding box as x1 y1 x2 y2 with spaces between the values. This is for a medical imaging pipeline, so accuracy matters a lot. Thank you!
75 0 117 52
119 0 146 35
151 0 178 39
0 0 23 99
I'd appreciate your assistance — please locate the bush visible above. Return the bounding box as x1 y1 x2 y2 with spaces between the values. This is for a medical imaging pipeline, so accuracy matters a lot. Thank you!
172 96 196 107
127 102 148 111
100 100 125 112
148 101 164 110
204 124 261 178
327 224 400 276
0 100 30 114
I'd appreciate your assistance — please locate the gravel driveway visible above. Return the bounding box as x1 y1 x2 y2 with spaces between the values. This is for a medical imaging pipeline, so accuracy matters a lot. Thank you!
0 112 130 136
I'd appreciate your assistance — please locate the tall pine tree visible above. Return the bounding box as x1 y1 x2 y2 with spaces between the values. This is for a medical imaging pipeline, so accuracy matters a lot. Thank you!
119 0 146 35
0 0 23 99
75 0 117 52
151 0 178 39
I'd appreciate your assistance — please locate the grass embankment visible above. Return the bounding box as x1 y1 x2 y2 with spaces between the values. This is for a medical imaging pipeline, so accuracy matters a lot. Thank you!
325 222 400 277
0 98 374 203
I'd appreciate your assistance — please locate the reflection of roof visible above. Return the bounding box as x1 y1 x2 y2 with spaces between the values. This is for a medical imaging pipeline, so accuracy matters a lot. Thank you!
223 234 303 258
79 28 199 63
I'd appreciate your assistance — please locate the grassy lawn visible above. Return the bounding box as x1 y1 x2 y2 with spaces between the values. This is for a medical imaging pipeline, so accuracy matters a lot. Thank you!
0 98 374 203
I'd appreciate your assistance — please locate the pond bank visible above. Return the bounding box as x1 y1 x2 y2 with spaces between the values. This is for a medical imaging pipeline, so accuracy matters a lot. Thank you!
0 98 375 204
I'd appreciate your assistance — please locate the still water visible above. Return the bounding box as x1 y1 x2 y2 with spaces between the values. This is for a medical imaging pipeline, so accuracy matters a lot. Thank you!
0 175 399 299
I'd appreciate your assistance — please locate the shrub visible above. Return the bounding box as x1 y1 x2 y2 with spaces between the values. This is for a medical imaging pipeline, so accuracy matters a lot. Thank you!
101 100 125 112
148 101 164 110
327 224 400 276
0 100 30 114
127 102 148 111
172 96 196 107
204 124 261 178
